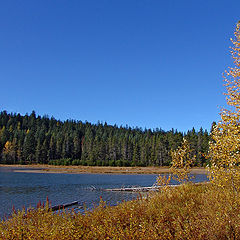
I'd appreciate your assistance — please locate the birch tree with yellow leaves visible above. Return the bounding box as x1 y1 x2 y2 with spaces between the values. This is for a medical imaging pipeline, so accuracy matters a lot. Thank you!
170 138 195 183
156 138 195 188
208 21 240 192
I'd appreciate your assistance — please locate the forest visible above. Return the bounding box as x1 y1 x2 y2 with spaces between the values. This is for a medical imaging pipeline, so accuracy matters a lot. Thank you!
0 110 211 166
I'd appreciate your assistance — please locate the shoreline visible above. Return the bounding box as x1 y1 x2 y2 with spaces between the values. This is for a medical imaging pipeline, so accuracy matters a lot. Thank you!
0 164 207 175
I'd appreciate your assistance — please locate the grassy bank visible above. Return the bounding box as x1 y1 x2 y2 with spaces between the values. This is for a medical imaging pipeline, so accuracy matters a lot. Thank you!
1 183 240 239
0 164 207 175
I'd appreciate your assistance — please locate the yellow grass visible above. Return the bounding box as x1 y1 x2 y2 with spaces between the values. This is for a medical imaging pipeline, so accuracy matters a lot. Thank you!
0 164 207 175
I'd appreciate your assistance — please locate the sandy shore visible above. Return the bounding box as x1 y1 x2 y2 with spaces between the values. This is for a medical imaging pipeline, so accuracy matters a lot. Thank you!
0 164 207 175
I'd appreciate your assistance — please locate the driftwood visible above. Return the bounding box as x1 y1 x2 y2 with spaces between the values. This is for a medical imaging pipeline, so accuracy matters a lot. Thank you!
49 183 208 212
104 186 157 192
104 185 177 192
51 201 79 211
104 182 209 192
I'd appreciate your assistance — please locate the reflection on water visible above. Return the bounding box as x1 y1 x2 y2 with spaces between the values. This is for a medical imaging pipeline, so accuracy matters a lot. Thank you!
0 167 208 218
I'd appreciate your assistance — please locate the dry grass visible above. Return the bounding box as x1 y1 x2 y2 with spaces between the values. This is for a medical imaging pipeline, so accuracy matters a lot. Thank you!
1 183 240 239
0 164 207 175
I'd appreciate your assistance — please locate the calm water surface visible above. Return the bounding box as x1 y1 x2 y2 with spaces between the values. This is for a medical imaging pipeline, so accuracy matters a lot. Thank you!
0 167 208 218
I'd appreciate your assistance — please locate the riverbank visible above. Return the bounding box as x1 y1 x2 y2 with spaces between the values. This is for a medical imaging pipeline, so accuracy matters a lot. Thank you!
1 183 238 239
0 164 207 175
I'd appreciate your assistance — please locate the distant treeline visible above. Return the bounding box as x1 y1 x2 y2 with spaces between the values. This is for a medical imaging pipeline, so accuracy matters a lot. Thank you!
0 111 212 166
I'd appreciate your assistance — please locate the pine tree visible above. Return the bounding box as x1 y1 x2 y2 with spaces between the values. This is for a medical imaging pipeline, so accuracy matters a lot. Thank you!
0 110 209 167
22 130 36 164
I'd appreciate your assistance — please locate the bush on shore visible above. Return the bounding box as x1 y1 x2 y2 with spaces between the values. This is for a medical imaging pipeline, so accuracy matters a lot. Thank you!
1 183 240 240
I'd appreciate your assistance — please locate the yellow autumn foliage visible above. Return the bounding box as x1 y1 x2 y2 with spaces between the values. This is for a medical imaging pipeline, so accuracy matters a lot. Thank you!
156 138 196 188
170 138 195 183
0 184 240 240
3 141 13 154
208 21 240 192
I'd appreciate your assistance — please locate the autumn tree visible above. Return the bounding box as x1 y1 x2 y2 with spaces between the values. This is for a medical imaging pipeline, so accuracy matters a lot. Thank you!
2 141 16 164
208 21 240 192
170 138 196 183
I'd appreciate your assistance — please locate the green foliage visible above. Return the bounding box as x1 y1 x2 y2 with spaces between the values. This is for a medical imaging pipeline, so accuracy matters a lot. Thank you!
49 158 72 166
0 111 210 167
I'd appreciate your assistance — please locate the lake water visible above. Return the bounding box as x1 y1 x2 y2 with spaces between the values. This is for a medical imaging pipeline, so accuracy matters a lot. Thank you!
0 167 208 219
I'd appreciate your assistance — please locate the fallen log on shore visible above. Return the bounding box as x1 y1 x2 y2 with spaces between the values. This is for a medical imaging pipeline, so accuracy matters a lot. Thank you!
104 182 209 192
104 186 158 192
104 185 177 192
51 201 79 211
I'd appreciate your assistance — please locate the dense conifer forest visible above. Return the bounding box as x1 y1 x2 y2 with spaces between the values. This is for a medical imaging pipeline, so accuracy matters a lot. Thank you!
0 111 210 166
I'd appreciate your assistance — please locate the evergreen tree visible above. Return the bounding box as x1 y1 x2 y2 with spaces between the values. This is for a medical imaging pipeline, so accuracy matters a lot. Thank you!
0 111 210 167
22 130 36 164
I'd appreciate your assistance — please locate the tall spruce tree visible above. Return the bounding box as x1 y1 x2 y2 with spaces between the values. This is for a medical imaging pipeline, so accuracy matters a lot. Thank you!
0 111 209 167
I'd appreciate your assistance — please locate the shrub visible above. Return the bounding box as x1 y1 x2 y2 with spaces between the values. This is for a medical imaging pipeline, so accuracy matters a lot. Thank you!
1 183 240 239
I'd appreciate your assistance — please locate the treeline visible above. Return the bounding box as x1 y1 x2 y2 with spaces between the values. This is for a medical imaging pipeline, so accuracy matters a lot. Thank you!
0 111 210 166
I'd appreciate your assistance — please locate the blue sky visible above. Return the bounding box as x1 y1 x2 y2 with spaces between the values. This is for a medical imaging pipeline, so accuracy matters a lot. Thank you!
0 1 239 132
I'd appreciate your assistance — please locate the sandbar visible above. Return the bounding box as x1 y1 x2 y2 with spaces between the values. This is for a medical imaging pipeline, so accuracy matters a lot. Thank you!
0 164 207 175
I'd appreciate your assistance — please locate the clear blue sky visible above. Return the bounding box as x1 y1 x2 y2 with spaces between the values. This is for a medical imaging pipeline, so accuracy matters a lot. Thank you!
0 1 239 132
